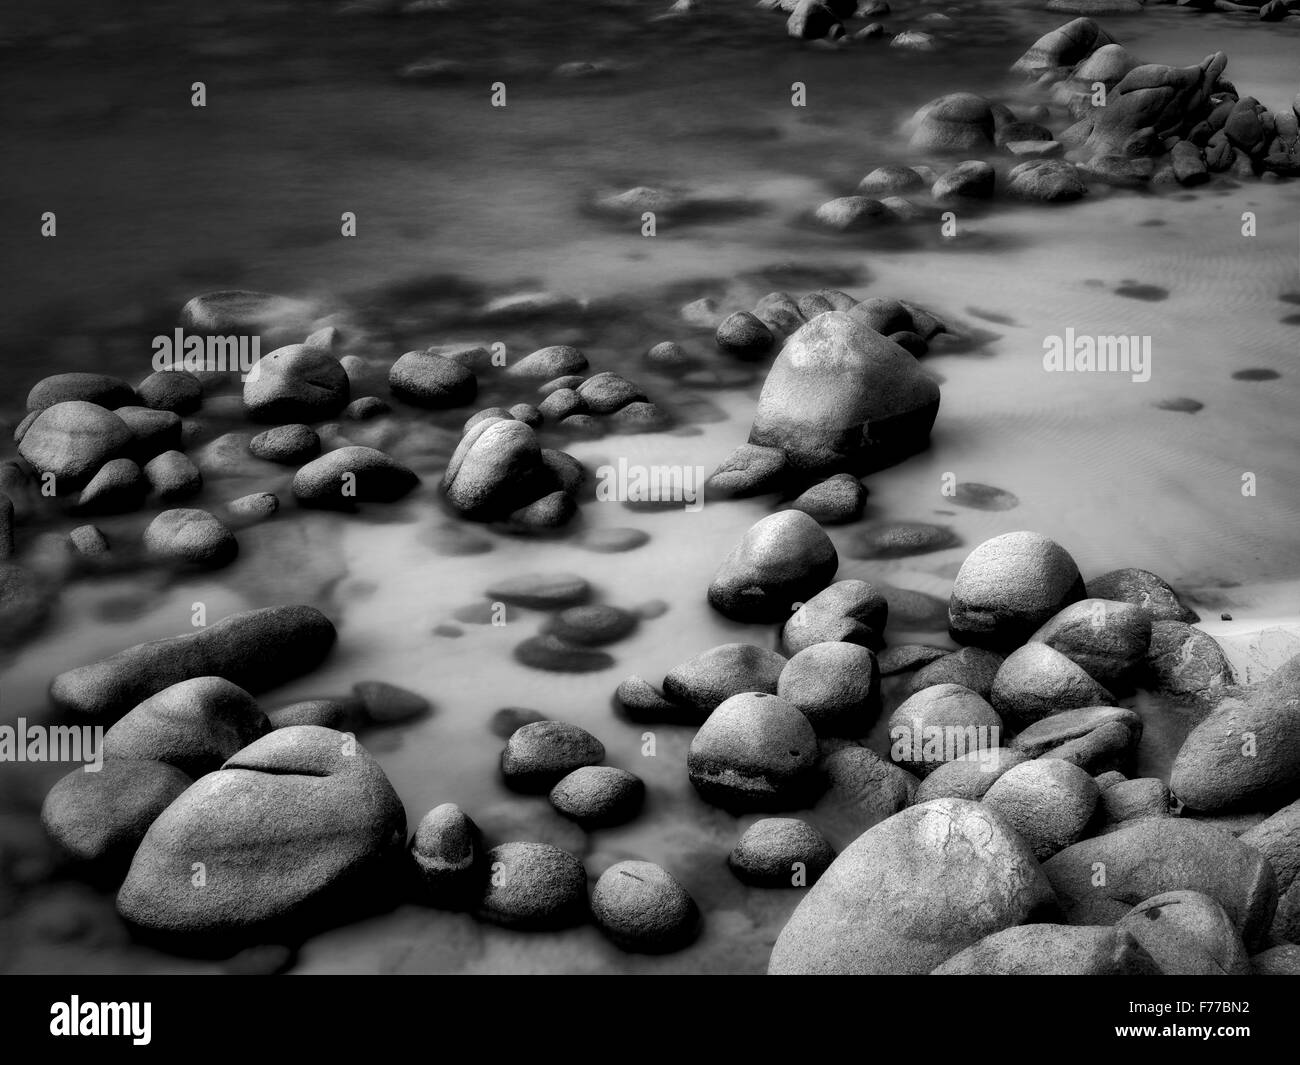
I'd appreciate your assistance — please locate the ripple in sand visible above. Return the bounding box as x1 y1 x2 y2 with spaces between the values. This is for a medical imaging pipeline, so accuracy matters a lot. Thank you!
1115 281 1169 302
1231 368 1280 381
951 482 1019 511
1153 397 1204 413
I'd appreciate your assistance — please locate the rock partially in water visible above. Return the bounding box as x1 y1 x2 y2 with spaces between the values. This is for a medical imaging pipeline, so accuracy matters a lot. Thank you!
1012 17 1114 78
477 842 588 931
591 860 699 953
705 443 789 499
352 680 431 725
144 508 238 568
293 446 419 509
42 760 193 877
769 798 1055 974
663 643 787 717
550 766 645 828
1007 158 1088 202
932 160 996 201
143 450 202 502
909 93 996 153
543 604 639 646
250 423 321 465
708 510 838 623
687 692 820 812
949 531 1086 650
102 676 270 777
18 401 133 485
50 604 338 719
715 311 774 359
117 727 406 945
728 818 836 887
787 473 865 524
1086 566 1199 623
410 803 484 909
514 633 614 673
1009 705 1142 774
486 572 591 610
851 520 957 559
814 196 887 232
501 720 605 793
783 579 889 655
243 344 349 422
857 164 925 195
507 345 589 379
389 351 477 408
442 419 555 522
77 458 146 514
777 641 880 737
27 372 136 412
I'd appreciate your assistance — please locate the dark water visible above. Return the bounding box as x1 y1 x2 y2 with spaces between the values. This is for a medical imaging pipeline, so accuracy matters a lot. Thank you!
1 0 1299 973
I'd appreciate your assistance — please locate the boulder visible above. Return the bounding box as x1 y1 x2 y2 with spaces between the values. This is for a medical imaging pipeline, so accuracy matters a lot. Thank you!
549 766 645 828
909 93 996 153
728 818 836 887
17 401 133 485
477 842 588 930
1007 159 1088 202
442 419 550 521
707 511 838 623
1145 620 1234 700
816 745 918 845
1117 891 1251 975
769 799 1055 974
932 161 995 201
410 803 484 907
1085 567 1199 622
989 642 1116 731
777 641 880 737
388 351 477 408
663 643 787 718
143 451 202 502
26 372 135 412
293 446 419 509
143 508 238 568
912 747 1029 804
932 924 1159 974
500 720 605 793
788 473 866 524
1028 598 1152 690
77 458 146 514
908 647 1003 699
591 861 699 953
705 444 789 498
982 758 1099 860
783 579 889 654
243 344 349 422
1009 705 1142 773
249 424 321 465
506 345 589 379
1012 17 1115 77
716 312 775 358
137 370 203 414
888 683 1003 776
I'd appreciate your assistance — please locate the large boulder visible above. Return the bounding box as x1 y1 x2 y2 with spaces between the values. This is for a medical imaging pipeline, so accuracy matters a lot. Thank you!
117 727 406 943
1042 818 1277 949
707 511 838 623
887 683 1002 776
1169 654 1300 812
1083 53 1229 156
777 641 880 737
932 924 1159 975
1145 620 1234 701
243 344 349 422
50 605 337 720
101 677 271 777
768 799 1055 974
17 401 133 485
748 312 940 475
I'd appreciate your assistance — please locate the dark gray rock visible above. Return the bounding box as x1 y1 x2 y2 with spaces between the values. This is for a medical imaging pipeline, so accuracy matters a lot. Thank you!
292 446 419 509
501 720 605 793
663 643 787 718
549 766 645 828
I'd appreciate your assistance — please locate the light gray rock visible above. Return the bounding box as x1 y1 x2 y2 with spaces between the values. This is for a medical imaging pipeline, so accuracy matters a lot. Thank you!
1117 891 1251 975
729 818 836 887
591 860 698 953
243 344 349 422
932 924 1159 974
777 641 880 737
982 758 1099 860
663 643 787 718
708 511 838 623
144 508 238 568
989 642 1115 731
477 842 587 930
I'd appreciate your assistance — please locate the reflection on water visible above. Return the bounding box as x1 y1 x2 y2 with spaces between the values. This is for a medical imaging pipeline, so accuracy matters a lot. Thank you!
1 0 1299 972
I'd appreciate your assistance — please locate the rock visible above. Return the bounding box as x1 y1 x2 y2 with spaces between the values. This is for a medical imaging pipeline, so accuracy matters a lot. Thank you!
352 680 430 725
1007 158 1088 201
1009 705 1142 773
908 647 1003 700
1042 818 1277 949
389 351 477 408
890 30 936 52
77 458 146 513
715 311 774 359
1240 798 1300 900
1171 139 1210 185
243 344 349 422
41 760 193 876
753 291 806 336
663 643 787 718
143 450 202 502
777 641 880 737
543 604 638 647
18 401 133 485
814 196 887 231
144 509 238 568
136 371 203 414
687 692 820 812
912 748 1029 804
116 406 182 459
879 644 950 675
887 683 1003 776
948 531 1086 650
1086 567 1199 622
909 93 996 153
982 758 1099 860
68 525 110 557
748 312 940 475
853 521 957 560
344 396 390 420
1253 944 1300 975
788 474 866 524
1029 598 1152 690
1099 777 1171 830
1013 17 1115 78
293 446 418 509
442 419 550 521
226 492 279 523
591 861 699 953
615 675 696 725
769 798 1055 974
50 605 338 719
645 340 694 369
410 803 483 907
1084 53 1229 157
786 0 841 40
27 373 135 412
538 388 585 422
708 511 838 623
705 444 788 498
507 345 589 379
729 818 835 887
932 924 1158 975
1117 891 1251 975
0 493 11 559
250 424 321 465
989 642 1116 731
549 766 645 828
932 161 995 201
501 720 605 793
577 372 644 414
102 676 271 776
117 727 405 943
857 165 925 195
1145 620 1233 700
783 579 888 655
485 572 590 610
816 746 917 844
509 490 577 529
1170 654 1300 812
180 290 318 345
477 842 587 930
267 699 354 730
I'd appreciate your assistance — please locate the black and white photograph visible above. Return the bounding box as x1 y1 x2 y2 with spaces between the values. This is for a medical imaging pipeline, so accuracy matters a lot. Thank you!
0 0 1298 1024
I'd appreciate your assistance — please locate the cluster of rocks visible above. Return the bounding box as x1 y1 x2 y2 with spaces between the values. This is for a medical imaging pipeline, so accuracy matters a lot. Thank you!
762 0 954 51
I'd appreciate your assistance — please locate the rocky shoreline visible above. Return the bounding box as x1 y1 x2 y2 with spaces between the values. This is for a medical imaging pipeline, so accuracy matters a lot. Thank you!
2 6 1299 976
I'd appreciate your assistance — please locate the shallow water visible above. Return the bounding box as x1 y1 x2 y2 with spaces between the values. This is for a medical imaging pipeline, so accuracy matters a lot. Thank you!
1 0 1298 973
